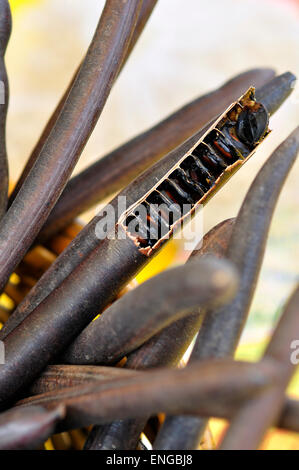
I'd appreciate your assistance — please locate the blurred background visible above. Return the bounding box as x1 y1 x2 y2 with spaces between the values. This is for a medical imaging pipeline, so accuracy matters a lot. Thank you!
5 0 299 449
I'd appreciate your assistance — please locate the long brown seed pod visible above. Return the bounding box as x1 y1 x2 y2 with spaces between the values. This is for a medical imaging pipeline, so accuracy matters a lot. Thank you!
0 405 65 450
35 368 299 436
0 71 293 340
0 257 234 408
62 257 238 365
162 395 299 436
0 0 142 293
38 68 276 241
190 218 235 260
8 0 157 208
85 219 235 450
154 125 299 450
221 284 299 449
37 72 295 243
88 395 299 442
119 87 271 256
0 73 286 342
0 0 11 218
16 359 277 433
28 365 138 396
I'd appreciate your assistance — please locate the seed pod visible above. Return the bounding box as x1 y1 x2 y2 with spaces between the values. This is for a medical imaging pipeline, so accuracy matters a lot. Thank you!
29 365 137 395
16 360 276 433
37 68 275 241
119 88 270 256
255 71 296 116
0 405 65 450
62 257 238 365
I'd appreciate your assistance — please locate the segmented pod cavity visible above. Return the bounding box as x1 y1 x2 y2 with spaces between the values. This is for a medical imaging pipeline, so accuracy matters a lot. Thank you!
120 88 270 256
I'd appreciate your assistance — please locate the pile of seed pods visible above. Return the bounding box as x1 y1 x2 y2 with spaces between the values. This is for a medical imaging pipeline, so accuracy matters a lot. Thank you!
0 0 298 451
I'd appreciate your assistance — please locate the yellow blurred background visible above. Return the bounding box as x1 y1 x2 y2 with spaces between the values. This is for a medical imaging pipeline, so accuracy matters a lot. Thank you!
4 0 299 449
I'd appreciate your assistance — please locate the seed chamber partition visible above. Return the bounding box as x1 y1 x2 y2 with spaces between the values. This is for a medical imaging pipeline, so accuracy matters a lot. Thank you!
120 88 270 256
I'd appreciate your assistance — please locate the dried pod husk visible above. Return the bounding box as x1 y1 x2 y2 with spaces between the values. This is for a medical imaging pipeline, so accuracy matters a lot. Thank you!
62 257 238 365
38 68 275 241
119 87 270 256
17 359 276 433
0 405 65 450
28 365 137 395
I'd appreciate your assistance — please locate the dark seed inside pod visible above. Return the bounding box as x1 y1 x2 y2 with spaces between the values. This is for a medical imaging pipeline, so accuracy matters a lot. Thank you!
125 214 150 247
146 190 182 225
193 143 227 178
170 168 205 201
220 124 251 158
236 104 269 146
146 203 170 238
205 129 241 163
122 90 271 255
126 214 147 240
133 204 158 246
141 201 161 240
180 156 213 191
157 179 193 208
